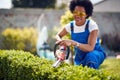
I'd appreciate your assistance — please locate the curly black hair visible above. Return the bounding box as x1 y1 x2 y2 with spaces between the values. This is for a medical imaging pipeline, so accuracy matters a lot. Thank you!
69 0 93 18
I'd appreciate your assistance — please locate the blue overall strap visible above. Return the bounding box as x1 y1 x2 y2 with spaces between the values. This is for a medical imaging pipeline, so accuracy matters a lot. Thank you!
70 22 74 32
85 20 90 31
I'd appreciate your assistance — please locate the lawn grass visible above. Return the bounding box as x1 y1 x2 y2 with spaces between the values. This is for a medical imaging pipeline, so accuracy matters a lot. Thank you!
100 57 120 79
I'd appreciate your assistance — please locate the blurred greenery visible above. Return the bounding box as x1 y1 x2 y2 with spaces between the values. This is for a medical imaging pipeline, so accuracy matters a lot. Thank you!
12 0 56 8
0 27 38 54
60 10 73 26
100 58 120 79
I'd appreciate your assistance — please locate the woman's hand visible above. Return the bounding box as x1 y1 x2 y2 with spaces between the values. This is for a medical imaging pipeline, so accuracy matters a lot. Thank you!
56 39 72 46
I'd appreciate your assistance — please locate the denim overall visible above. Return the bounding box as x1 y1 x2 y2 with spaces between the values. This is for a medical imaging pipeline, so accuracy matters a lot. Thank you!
70 20 106 69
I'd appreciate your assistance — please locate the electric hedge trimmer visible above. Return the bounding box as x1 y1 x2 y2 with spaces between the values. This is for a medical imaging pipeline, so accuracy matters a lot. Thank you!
52 44 70 68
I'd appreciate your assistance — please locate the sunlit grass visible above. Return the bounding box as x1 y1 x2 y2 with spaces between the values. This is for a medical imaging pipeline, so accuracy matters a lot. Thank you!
100 57 120 79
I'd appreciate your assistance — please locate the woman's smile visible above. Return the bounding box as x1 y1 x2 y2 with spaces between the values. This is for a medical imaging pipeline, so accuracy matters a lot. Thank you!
73 6 87 26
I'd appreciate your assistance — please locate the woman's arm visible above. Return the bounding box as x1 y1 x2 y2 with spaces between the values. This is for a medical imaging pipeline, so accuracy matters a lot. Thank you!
56 27 98 52
72 30 98 52
56 27 68 41
60 30 98 52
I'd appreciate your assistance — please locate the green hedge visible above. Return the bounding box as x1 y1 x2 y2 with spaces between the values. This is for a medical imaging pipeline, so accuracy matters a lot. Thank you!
0 27 38 54
0 50 117 80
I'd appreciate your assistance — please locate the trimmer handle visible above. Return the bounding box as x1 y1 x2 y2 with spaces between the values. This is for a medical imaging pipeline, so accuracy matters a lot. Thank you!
54 44 70 60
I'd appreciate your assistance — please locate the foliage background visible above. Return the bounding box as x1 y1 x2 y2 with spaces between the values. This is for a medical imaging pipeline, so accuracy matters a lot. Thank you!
12 0 56 8
0 27 38 54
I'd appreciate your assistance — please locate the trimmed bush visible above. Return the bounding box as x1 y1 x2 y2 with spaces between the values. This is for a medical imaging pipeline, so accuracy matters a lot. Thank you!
0 50 118 80
0 27 38 54
0 50 53 80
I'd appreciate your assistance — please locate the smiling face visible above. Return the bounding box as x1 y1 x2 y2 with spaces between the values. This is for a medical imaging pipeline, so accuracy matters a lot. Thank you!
73 6 87 26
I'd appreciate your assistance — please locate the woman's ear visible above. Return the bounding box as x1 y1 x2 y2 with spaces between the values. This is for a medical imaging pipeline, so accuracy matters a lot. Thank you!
85 14 88 19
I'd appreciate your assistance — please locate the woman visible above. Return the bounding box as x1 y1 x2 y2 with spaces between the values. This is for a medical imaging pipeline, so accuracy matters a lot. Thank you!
55 0 106 69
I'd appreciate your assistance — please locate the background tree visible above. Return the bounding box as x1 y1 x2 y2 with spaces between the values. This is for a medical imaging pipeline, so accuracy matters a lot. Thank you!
12 0 56 8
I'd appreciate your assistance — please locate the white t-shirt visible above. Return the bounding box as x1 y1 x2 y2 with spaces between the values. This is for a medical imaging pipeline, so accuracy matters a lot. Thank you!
65 19 99 34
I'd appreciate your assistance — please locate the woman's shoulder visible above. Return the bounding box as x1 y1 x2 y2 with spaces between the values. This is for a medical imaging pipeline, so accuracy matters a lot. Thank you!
88 19 97 26
88 19 99 32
